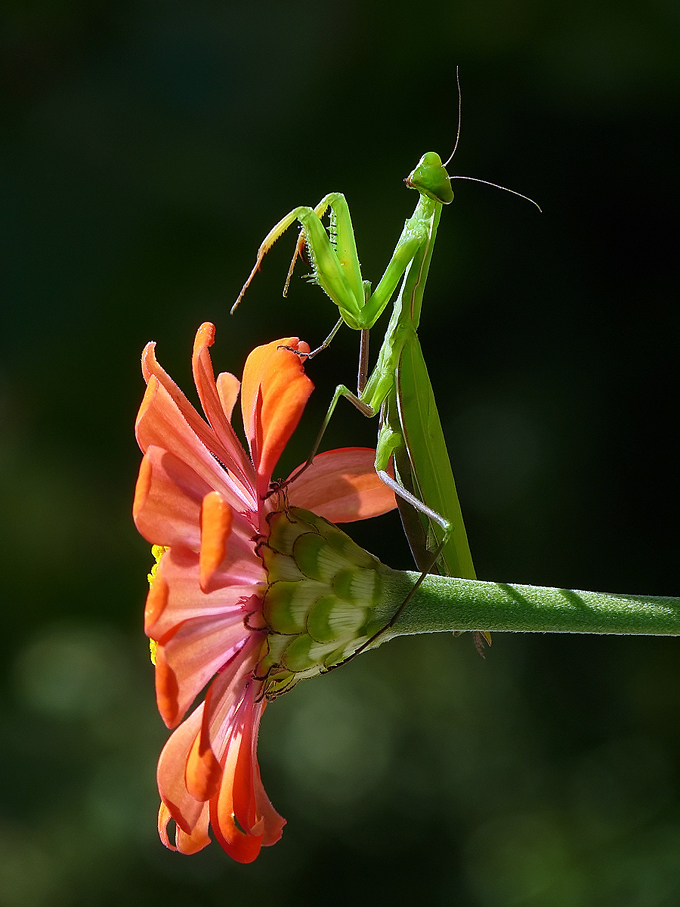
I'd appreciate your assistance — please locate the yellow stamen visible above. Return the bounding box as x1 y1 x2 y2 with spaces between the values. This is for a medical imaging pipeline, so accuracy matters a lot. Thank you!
147 545 169 665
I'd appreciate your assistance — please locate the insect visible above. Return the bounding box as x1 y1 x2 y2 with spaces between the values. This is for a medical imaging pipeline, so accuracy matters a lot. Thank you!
232 98 539 643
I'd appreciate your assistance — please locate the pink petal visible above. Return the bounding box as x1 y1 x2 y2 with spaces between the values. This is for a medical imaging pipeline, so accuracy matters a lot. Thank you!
191 324 254 489
184 653 257 802
146 546 265 641
155 614 263 729
193 651 261 771
142 338 254 489
136 377 256 513
133 446 210 549
240 339 313 499
287 447 397 522
156 704 207 834
216 372 240 422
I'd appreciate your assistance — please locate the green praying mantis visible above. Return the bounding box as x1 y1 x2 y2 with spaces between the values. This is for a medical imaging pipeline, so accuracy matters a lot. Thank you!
232 116 539 647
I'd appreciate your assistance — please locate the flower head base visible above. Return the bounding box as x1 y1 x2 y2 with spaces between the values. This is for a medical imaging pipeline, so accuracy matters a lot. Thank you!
257 506 400 697
133 323 396 861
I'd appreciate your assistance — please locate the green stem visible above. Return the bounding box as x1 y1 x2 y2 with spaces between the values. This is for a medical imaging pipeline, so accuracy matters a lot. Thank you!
380 571 680 638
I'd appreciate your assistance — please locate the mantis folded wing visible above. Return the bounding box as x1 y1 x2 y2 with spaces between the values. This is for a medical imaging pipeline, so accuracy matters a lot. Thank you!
387 330 476 580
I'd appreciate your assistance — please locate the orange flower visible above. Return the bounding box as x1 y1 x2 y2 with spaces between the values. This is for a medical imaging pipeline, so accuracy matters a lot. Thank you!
133 323 395 862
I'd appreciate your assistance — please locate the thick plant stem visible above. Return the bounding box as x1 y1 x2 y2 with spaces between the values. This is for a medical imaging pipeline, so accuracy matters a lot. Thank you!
379 572 680 639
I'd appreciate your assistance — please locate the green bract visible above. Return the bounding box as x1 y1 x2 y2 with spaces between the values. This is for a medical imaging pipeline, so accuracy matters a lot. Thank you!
256 507 405 698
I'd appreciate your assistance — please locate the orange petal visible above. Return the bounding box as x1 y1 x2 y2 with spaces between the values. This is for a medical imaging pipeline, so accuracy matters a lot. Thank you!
253 759 287 846
199 491 233 592
133 454 153 522
154 643 181 728
191 324 253 488
216 372 240 421
158 802 179 851
157 705 210 837
233 696 284 845
287 447 397 522
175 812 212 854
142 338 249 484
134 446 211 550
186 730 223 802
135 376 255 513
231 698 260 834
158 801 211 853
240 339 290 444
241 338 313 498
210 726 264 863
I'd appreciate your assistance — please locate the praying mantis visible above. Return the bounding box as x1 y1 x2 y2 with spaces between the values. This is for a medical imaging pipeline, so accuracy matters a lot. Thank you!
232 130 539 643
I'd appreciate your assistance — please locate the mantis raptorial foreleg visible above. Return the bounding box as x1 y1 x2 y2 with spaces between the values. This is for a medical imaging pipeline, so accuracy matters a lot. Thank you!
234 194 367 328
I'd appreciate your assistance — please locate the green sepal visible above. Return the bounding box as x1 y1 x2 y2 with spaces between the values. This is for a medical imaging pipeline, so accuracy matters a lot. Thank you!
257 506 407 699
263 579 329 634
307 595 369 643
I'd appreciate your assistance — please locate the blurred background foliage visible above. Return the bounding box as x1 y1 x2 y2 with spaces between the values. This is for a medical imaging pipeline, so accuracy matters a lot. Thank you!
1 0 679 904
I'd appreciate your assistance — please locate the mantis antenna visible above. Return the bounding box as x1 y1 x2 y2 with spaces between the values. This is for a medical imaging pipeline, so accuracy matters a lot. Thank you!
442 66 463 169
442 67 542 212
450 175 542 212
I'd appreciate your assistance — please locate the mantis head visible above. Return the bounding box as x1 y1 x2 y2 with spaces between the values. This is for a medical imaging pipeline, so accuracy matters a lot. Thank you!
404 152 454 205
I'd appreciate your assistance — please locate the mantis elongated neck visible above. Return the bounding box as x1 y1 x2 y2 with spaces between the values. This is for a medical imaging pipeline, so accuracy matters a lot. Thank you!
401 194 441 332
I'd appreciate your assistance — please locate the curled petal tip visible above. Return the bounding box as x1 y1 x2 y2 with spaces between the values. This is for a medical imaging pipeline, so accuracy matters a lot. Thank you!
193 322 216 356
141 341 158 382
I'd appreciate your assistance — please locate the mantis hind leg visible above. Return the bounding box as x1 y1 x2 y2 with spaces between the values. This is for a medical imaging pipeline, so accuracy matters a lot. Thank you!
334 464 489 665
374 465 452 627
320 466 453 673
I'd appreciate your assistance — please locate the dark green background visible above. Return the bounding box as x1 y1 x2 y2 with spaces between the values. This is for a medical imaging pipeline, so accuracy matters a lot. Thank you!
1 1 679 904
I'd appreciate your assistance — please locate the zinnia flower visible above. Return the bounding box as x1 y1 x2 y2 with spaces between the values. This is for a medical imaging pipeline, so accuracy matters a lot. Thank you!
133 322 396 862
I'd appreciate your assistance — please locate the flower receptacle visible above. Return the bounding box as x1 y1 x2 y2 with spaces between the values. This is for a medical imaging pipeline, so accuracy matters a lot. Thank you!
257 507 412 698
